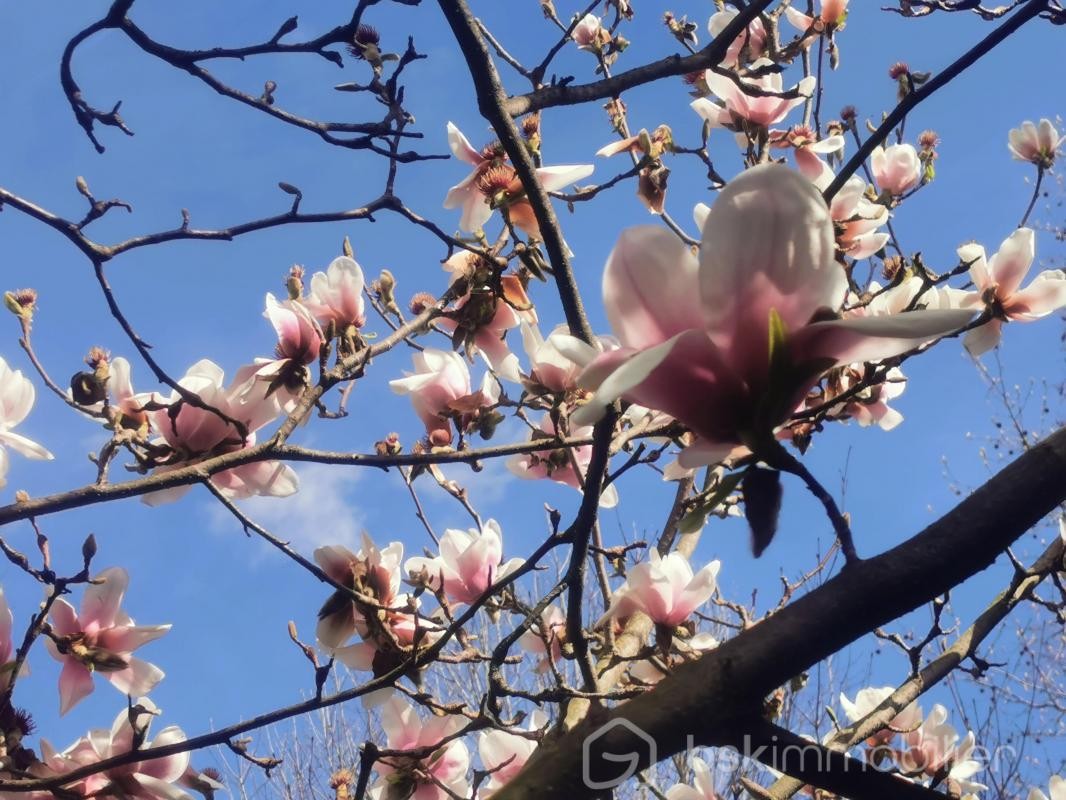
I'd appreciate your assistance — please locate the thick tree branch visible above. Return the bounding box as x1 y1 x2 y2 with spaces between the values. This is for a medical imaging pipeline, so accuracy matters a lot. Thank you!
490 427 1066 799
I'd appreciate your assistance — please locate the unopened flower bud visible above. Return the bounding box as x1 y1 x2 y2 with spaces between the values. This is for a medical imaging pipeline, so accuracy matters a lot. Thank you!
4 289 37 322
70 371 106 406
82 533 97 567
409 291 437 316
888 61 909 80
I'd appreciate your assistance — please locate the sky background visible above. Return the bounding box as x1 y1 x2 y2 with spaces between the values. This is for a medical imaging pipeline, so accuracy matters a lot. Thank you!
1 0 1064 793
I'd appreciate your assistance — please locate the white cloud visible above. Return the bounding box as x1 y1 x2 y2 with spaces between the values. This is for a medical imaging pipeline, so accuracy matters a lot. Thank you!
205 463 365 557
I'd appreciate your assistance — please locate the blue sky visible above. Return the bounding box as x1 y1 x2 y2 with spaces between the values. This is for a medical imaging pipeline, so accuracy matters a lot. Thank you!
0 0 1063 789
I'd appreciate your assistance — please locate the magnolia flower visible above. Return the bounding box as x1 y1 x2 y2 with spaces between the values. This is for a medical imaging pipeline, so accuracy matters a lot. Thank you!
954 228 1066 355
371 697 470 800
822 175 891 259
178 766 225 800
41 698 190 800
693 59 814 130
142 360 296 505
898 703 984 789
444 122 507 232
839 686 922 746
571 13 607 50
314 535 404 650
572 164 971 468
871 143 922 196
1008 119 1063 169
478 710 546 796
518 604 566 673
665 756 718 800
405 519 524 606
443 123 593 236
599 551 720 628
236 293 324 409
507 413 619 507
389 349 499 445
0 355 53 488
304 256 367 330
1029 776 1066 800
785 0 849 32
521 322 608 394
772 125 845 186
438 252 535 383
945 732 987 795
45 567 170 715
707 9 767 66
265 293 322 365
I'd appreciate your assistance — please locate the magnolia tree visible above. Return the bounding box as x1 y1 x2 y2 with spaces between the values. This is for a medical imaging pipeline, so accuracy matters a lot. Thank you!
0 1 1064 799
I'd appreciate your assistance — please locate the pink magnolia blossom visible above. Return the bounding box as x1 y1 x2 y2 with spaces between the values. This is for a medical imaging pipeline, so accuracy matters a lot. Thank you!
371 697 470 800
871 143 922 196
1008 118 1063 169
314 537 442 692
571 13 607 50
822 175 891 259
304 256 367 330
438 252 536 383
954 228 1066 355
898 706 985 793
664 756 718 800
45 567 170 715
389 349 499 445
142 360 297 505
771 126 845 186
314 535 404 650
264 293 323 364
599 551 720 628
0 356 53 488
839 686 922 746
235 294 324 409
521 322 610 394
785 0 849 32
507 413 619 507
443 123 593 236
177 765 225 799
443 122 505 233
40 698 190 800
571 164 971 468
692 59 814 130
405 519 524 606
707 9 767 66
1029 776 1066 800
477 710 547 796
517 604 566 673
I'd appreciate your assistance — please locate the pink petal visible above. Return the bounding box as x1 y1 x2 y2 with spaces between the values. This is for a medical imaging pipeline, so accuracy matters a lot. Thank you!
81 566 129 630
602 226 704 349
795 309 975 365
107 655 165 697
698 164 844 353
446 122 483 166
58 659 95 715
1006 270 1066 319
989 227 1035 297
963 318 1004 357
